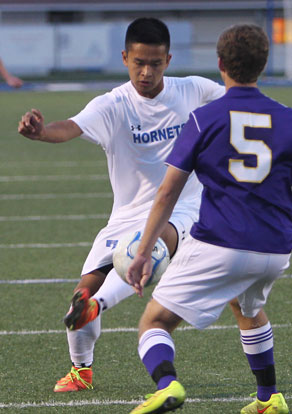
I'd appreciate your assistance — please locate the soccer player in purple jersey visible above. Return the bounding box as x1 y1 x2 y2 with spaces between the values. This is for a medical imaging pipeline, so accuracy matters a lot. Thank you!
127 24 292 414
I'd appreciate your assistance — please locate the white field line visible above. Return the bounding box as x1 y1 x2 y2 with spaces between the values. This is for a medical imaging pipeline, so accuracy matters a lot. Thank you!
0 192 112 200
281 273 292 278
0 174 108 182
0 274 291 284
0 213 109 221
0 160 106 168
0 278 80 284
0 324 291 336
0 242 92 248
0 395 291 409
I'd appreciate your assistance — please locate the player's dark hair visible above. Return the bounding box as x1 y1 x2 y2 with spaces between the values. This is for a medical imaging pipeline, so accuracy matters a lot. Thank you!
125 17 170 53
217 24 269 84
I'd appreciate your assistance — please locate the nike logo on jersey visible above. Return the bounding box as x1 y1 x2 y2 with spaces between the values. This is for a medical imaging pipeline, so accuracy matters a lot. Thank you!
132 123 185 144
257 404 272 413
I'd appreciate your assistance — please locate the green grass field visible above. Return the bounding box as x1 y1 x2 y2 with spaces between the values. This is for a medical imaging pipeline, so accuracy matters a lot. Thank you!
0 86 291 413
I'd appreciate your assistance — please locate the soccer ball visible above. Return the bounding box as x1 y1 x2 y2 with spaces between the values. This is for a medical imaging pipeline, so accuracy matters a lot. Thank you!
113 231 170 286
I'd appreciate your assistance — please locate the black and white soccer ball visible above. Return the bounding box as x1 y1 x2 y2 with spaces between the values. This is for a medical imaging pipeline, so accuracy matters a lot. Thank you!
113 231 170 286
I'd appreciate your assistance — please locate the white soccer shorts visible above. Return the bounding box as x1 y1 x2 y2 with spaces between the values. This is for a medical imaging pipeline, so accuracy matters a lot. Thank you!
81 209 195 275
153 236 291 330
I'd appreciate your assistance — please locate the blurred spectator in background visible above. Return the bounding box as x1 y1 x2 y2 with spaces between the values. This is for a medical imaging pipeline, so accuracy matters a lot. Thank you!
0 58 23 88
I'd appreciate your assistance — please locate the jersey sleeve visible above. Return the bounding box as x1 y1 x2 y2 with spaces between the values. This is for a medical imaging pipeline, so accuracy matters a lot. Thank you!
165 112 202 173
69 93 116 150
189 76 225 105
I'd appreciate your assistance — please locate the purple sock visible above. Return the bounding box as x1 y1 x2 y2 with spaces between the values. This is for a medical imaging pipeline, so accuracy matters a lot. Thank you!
241 323 277 402
257 385 277 402
246 349 277 401
142 344 176 390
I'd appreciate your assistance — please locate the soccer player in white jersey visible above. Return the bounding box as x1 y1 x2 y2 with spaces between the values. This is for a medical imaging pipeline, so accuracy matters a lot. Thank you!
18 18 226 392
127 24 291 414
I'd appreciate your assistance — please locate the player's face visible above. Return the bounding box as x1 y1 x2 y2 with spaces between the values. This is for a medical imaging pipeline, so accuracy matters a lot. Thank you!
122 43 171 99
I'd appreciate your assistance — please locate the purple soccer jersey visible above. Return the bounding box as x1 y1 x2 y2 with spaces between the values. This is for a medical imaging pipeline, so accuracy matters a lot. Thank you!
166 87 292 253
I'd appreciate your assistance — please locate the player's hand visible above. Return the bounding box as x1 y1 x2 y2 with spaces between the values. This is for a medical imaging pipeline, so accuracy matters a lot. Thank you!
126 253 153 297
6 74 23 88
18 109 45 140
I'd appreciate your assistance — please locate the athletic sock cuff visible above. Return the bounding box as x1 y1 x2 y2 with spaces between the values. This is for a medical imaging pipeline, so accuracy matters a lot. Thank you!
138 329 175 360
240 322 273 355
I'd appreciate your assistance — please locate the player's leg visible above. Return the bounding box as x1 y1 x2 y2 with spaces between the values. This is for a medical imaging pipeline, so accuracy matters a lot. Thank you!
236 254 290 414
64 212 190 333
229 295 289 413
131 241 290 413
63 223 178 332
130 299 186 414
63 268 107 331
55 268 135 392
56 214 191 393
239 313 289 414
54 266 108 392
54 220 180 393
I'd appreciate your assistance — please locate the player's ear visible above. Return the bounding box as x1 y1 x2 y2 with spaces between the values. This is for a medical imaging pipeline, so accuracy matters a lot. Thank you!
218 57 226 83
122 50 128 67
218 57 225 72
166 53 172 67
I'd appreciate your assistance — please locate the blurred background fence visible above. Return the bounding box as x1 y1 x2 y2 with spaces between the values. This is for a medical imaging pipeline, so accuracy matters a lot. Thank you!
0 0 291 79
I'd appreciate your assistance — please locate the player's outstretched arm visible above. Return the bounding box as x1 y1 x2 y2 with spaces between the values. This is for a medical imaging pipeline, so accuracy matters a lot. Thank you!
18 108 82 143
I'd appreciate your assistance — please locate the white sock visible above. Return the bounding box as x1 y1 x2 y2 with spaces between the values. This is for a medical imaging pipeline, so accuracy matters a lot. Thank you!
139 328 175 360
67 315 101 367
67 268 134 366
240 321 273 354
92 267 134 312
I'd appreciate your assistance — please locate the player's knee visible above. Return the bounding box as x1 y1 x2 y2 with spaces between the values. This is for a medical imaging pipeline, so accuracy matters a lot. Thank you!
138 299 181 337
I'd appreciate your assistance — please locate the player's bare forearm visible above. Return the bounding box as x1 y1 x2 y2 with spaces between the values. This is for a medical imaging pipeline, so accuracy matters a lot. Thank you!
138 167 189 257
127 166 189 295
40 120 82 143
18 109 82 143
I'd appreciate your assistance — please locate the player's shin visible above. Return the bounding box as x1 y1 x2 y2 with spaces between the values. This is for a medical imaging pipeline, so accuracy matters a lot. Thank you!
139 328 177 389
240 321 277 401
67 316 101 368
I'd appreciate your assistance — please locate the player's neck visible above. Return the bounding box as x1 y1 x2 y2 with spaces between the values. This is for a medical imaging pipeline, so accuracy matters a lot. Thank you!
224 76 257 91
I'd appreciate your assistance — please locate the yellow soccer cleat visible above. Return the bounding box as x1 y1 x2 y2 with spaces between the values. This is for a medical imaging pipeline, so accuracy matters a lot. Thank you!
241 392 289 414
54 366 93 392
130 381 186 414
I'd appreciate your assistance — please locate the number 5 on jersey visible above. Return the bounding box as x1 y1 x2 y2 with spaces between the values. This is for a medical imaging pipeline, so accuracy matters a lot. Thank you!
229 111 272 183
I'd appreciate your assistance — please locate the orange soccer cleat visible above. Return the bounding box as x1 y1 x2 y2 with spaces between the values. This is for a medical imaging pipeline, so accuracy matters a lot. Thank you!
63 288 99 330
54 366 93 392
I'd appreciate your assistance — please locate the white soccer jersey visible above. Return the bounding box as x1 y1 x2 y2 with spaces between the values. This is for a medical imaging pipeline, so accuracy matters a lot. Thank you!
71 76 225 222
